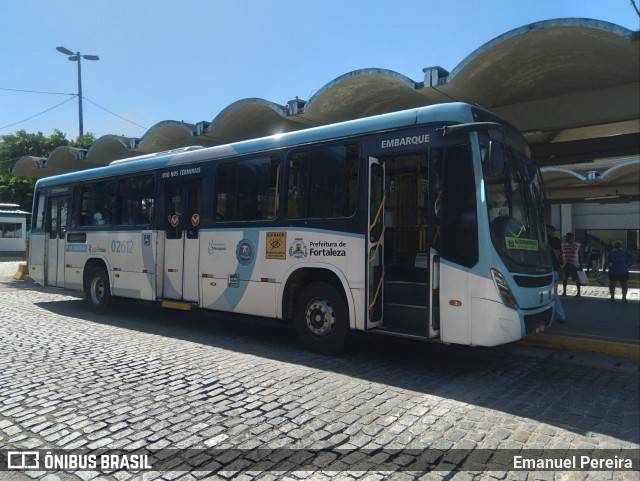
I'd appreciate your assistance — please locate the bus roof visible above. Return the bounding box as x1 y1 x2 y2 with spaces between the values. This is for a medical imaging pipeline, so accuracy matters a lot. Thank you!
35 102 476 188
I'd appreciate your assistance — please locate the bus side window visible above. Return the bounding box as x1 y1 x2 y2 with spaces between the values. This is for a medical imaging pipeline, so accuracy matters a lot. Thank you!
215 156 279 222
287 144 358 219
33 190 46 231
117 176 155 225
79 180 115 227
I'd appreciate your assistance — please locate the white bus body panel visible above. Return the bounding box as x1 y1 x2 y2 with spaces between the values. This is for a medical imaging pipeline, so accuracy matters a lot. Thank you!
469 273 523 346
470 298 521 346
47 236 65 287
62 231 158 301
163 236 185 300
64 266 83 292
439 265 523 346
183 237 200 302
155 234 165 298
162 241 199 302
64 241 90 292
349 288 366 330
198 229 365 323
428 253 440 339
29 233 46 285
108 231 157 301
439 263 470 344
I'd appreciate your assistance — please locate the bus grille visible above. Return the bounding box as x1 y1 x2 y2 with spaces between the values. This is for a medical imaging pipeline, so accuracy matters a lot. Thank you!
513 275 553 288
524 308 553 335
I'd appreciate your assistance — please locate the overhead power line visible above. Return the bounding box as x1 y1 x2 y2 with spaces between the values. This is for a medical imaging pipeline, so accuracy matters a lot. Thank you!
2 83 148 134
0 93 148 134
82 97 148 130
0 86 74 96
0 97 77 130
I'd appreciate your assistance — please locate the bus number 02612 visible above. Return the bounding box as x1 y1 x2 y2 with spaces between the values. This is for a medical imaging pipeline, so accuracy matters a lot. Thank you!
111 240 134 254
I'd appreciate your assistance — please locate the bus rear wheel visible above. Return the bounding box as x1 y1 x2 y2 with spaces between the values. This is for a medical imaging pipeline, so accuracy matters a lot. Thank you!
84 266 111 313
294 282 348 354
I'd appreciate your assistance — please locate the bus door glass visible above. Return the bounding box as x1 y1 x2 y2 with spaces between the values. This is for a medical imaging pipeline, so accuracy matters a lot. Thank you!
46 195 69 287
367 157 385 327
430 144 477 345
163 179 202 302
429 151 444 338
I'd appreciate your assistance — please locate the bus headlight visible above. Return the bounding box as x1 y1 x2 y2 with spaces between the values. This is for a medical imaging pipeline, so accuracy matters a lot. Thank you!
491 269 519 310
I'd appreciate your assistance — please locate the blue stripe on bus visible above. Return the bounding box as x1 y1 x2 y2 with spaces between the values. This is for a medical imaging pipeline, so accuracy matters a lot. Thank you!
220 229 260 311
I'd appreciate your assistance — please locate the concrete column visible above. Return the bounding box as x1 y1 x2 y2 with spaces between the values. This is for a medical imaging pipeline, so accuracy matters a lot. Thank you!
560 204 573 236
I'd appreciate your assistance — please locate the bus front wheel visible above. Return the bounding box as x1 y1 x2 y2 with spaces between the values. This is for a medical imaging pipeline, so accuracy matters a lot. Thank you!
84 266 111 313
294 282 348 354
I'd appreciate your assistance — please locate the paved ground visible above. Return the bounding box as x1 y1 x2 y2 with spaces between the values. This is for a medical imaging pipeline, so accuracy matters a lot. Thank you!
0 261 638 481
520 280 640 359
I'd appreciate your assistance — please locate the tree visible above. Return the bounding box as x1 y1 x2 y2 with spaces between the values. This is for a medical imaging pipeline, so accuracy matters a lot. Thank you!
0 130 96 210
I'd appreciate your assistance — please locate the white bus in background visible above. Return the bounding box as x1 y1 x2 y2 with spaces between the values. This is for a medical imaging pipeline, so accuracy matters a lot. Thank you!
29 103 554 353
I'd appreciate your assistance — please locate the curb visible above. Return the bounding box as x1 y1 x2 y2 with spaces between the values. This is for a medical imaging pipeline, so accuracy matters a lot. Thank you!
519 334 640 360
564 279 640 288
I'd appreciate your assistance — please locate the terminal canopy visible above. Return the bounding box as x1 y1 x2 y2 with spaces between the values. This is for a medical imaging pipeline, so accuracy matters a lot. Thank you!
10 19 640 203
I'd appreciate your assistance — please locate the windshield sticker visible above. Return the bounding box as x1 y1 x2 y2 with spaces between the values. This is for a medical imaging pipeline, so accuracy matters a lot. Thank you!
266 232 287 260
505 237 538 251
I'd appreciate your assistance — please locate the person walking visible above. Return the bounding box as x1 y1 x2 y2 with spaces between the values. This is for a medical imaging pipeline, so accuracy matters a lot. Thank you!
561 232 583 297
547 225 565 322
586 239 602 275
603 241 636 302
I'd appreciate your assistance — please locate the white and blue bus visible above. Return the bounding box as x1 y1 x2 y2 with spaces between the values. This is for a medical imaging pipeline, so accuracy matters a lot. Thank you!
29 103 554 353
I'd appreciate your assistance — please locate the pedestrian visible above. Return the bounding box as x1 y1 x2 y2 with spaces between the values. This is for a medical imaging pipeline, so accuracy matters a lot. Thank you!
599 241 607 270
603 241 636 302
561 232 583 297
546 225 565 322
586 239 602 275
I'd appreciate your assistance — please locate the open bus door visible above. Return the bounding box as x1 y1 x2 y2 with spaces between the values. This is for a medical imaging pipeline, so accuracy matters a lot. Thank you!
367 157 385 328
163 179 202 303
45 195 69 287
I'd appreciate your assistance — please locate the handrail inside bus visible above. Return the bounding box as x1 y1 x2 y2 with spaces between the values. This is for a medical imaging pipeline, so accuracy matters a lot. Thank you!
369 225 386 265
368 269 385 311
369 191 387 233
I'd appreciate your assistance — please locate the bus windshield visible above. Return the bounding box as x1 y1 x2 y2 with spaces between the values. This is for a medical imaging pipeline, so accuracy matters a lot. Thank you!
485 146 552 274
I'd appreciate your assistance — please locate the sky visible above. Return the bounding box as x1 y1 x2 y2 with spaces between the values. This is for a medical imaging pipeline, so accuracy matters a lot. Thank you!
1 0 638 141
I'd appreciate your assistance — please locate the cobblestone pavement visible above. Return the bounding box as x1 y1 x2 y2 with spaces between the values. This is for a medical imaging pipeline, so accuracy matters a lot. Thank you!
0 261 638 481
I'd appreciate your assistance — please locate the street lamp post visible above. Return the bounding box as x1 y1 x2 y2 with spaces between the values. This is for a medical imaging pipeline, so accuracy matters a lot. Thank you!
56 46 99 137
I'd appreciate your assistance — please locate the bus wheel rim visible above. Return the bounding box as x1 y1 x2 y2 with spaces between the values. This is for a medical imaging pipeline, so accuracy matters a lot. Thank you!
305 298 334 337
91 277 104 304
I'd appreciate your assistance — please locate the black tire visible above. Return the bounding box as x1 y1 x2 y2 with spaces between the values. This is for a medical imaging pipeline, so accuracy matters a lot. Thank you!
294 281 349 354
84 266 111 313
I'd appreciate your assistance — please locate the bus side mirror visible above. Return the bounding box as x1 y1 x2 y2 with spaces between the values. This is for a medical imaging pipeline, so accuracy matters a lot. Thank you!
488 141 505 175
